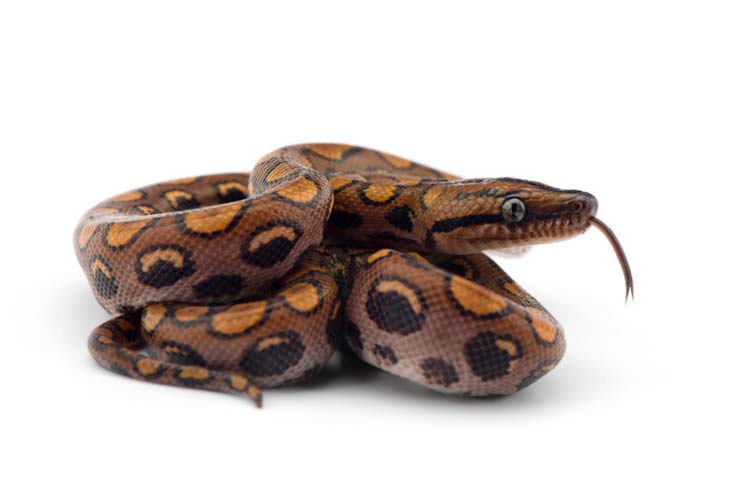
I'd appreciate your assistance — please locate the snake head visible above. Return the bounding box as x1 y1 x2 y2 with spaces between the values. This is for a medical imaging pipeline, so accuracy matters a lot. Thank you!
426 178 598 251
496 181 599 244
426 178 632 299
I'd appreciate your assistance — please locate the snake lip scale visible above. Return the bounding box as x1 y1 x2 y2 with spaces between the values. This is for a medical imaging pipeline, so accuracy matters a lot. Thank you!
75 143 632 407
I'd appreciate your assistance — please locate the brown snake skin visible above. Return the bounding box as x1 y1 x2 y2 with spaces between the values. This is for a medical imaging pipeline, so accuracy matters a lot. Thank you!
75 143 631 407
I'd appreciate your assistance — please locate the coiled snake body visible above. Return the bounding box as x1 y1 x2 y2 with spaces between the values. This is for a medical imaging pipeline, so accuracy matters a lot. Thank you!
75 144 632 406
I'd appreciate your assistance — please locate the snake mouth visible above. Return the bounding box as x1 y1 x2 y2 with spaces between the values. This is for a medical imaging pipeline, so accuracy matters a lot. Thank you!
459 213 592 251
589 217 634 301
506 214 593 242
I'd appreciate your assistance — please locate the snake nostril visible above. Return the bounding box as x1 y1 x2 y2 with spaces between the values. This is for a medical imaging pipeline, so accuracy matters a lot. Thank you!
569 194 597 221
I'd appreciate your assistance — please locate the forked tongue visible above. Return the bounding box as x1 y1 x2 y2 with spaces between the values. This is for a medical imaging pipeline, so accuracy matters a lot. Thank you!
589 217 634 301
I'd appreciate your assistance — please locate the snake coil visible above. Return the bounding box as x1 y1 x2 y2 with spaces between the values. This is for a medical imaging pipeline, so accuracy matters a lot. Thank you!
75 143 631 407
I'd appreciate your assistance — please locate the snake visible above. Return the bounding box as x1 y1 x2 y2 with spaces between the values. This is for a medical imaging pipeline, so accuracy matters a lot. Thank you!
74 143 632 407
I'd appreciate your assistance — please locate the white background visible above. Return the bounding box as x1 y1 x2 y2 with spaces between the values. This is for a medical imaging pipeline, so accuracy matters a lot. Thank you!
1 1 748 497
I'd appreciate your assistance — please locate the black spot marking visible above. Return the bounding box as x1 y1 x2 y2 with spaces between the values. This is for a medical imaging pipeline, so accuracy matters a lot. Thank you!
193 274 245 300
135 244 196 288
240 331 305 377
116 305 140 316
112 317 141 343
420 358 459 387
517 358 561 390
108 364 133 378
372 344 398 366
163 190 200 210
365 276 427 335
464 332 523 381
424 230 436 250
215 183 248 203
345 322 363 353
241 221 301 268
438 256 478 280
385 205 415 232
161 341 207 366
98 317 140 346
328 210 363 228
326 303 344 349
91 257 118 299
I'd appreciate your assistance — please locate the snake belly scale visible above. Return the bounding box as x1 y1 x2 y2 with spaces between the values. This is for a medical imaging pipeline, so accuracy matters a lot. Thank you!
75 143 631 406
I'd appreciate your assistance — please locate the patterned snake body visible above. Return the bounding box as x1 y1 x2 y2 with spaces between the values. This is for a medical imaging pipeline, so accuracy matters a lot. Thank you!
75 144 630 406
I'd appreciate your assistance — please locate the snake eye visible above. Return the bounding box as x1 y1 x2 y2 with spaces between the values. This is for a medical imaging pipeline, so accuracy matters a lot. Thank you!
501 198 526 223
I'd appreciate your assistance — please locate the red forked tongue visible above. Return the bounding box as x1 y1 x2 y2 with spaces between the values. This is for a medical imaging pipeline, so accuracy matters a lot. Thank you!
590 217 634 301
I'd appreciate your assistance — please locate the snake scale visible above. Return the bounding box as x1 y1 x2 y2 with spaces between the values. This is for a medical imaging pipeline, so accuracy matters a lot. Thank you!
75 143 632 407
